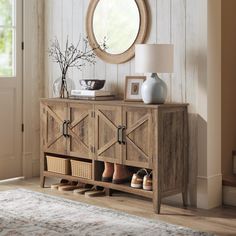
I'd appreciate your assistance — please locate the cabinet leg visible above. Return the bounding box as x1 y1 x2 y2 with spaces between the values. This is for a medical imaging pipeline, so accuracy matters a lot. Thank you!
153 197 161 214
40 176 46 188
105 188 112 196
182 191 188 207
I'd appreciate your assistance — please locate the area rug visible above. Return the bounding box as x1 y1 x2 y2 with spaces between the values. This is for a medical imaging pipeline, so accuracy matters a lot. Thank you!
0 189 213 236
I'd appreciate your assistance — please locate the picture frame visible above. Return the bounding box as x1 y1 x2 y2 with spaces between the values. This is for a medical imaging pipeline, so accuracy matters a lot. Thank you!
124 76 146 101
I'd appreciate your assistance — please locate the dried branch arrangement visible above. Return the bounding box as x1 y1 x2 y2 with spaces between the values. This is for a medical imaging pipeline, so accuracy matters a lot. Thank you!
48 36 107 98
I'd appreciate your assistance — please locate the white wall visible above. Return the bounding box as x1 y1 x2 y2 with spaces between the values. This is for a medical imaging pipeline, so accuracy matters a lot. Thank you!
196 0 222 209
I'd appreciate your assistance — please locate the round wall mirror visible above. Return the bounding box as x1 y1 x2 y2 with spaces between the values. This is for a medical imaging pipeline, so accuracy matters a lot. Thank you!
86 0 148 64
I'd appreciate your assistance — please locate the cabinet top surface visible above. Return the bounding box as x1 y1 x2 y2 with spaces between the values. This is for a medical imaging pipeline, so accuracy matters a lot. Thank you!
40 98 188 108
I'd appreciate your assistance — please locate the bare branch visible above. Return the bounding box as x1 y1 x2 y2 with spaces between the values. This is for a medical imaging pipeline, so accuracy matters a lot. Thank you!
48 36 107 78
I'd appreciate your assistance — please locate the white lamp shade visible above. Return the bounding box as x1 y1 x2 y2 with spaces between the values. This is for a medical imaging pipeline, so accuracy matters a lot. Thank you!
135 44 174 73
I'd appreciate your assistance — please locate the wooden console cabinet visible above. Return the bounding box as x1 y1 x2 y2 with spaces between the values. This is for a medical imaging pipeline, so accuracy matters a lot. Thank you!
40 98 188 214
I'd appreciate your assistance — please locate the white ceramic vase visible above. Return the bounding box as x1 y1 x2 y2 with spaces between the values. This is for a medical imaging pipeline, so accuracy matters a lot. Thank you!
141 73 167 104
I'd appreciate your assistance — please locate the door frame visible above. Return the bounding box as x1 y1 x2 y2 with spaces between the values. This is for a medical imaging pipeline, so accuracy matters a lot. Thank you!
22 0 44 178
17 0 24 178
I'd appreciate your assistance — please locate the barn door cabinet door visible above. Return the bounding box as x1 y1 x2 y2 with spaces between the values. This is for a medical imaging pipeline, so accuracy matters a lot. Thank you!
67 103 94 159
41 102 68 155
94 105 122 164
122 107 153 168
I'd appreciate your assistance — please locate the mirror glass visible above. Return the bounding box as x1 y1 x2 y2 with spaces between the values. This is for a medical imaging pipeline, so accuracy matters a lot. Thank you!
93 0 140 55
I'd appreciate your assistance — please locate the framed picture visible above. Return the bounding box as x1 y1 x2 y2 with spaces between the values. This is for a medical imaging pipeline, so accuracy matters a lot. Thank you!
124 76 146 101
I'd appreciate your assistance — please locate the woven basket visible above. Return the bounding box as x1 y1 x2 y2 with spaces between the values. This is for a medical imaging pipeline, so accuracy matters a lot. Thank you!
46 156 70 175
71 160 92 179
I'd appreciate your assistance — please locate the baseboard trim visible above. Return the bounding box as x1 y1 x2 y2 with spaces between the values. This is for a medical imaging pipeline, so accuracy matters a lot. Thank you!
0 177 24 183
197 173 222 209
197 173 222 180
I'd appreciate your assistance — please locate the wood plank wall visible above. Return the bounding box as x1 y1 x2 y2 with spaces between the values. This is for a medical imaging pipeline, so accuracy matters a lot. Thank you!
44 0 208 206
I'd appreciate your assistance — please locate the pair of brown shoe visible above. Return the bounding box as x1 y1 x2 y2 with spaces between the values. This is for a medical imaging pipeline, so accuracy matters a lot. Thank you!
131 169 152 191
102 176 131 184
51 180 85 191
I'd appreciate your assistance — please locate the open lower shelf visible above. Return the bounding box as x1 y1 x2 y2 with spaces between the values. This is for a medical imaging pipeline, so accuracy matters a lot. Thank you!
44 171 153 199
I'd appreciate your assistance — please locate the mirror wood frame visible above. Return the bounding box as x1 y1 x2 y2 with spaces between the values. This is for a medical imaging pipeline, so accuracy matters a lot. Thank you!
86 0 148 64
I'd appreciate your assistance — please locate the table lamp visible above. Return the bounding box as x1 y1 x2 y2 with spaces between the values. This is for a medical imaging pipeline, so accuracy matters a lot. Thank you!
135 44 174 104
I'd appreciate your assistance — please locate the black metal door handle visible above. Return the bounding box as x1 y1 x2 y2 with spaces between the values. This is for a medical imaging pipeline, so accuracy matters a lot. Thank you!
121 126 126 144
65 120 71 137
62 121 67 137
117 125 122 144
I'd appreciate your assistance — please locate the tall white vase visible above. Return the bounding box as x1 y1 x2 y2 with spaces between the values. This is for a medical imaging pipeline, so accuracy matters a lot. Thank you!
141 73 167 104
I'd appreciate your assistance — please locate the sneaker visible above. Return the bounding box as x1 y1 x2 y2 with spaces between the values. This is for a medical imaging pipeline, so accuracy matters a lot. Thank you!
131 169 148 189
143 172 152 191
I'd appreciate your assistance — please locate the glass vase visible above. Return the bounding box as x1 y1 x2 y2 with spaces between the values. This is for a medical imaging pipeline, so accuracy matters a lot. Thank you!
53 75 75 98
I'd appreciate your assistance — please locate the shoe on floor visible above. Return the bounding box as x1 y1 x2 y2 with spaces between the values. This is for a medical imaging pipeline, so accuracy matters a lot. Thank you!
73 188 92 195
51 182 69 190
58 185 81 191
58 181 79 191
85 189 105 197
73 185 96 195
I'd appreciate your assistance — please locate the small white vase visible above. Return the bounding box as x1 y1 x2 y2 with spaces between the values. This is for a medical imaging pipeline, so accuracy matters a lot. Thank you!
141 73 167 104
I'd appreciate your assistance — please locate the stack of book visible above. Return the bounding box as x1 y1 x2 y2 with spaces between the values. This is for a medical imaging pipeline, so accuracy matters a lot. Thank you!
70 90 115 100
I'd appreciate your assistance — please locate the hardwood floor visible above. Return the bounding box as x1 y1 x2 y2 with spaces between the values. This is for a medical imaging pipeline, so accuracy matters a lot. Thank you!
0 177 236 236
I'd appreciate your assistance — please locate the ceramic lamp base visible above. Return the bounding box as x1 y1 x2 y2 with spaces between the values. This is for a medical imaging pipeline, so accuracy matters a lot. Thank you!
141 73 167 104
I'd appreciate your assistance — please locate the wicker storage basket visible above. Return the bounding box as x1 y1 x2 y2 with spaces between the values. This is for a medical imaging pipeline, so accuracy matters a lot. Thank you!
46 156 70 175
71 160 92 179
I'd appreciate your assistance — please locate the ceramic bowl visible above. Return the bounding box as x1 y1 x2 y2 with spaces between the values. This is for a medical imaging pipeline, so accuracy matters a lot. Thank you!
79 79 105 90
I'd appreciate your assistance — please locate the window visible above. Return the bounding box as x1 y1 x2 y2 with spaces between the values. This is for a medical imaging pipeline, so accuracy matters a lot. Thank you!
0 0 15 77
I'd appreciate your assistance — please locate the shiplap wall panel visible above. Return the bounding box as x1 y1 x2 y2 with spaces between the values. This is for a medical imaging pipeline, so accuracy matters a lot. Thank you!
44 0 52 97
82 0 94 80
44 0 199 101
147 0 157 43
44 0 207 205
50 0 63 97
62 0 73 81
156 0 171 102
171 0 186 103
72 0 83 89
117 63 131 97
105 63 118 92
